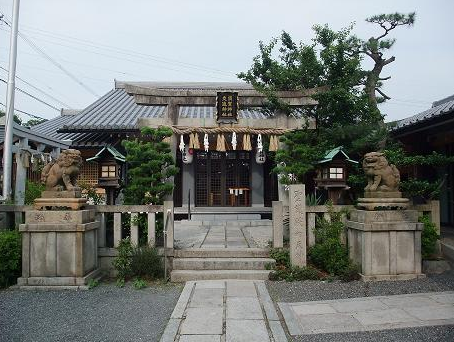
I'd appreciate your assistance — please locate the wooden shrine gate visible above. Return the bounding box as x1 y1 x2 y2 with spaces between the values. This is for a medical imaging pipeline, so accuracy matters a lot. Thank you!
195 150 251 207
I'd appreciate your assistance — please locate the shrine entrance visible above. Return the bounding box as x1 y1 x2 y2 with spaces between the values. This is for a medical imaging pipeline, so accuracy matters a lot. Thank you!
195 150 251 207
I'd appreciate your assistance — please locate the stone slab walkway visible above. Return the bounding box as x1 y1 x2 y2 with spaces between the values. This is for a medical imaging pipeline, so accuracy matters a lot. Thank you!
174 221 272 249
279 291 454 336
160 280 288 342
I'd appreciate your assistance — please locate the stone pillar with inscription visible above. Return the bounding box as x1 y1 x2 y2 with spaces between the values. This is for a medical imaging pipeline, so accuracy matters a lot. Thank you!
346 152 424 281
17 149 100 289
289 184 306 267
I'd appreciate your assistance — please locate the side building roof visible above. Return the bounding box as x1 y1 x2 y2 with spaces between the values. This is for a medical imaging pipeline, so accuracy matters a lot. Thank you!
393 94 454 132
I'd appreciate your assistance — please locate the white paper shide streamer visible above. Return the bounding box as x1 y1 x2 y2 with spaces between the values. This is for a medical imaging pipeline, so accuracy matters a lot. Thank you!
179 135 185 153
204 133 209 152
231 132 237 150
257 134 263 152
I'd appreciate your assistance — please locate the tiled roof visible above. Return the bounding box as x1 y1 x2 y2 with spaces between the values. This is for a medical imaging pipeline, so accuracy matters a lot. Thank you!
317 146 358 164
115 81 255 91
31 115 121 147
394 95 454 130
62 88 165 131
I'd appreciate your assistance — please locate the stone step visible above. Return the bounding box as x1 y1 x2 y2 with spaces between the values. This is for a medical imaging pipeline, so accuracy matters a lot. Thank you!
175 220 272 227
170 269 271 282
441 240 454 262
173 257 275 270
174 248 269 258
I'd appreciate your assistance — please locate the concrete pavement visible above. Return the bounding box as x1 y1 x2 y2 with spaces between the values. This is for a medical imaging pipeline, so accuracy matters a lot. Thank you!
279 291 454 336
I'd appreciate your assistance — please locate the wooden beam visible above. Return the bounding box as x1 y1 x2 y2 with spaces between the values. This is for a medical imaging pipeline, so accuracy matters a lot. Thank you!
134 94 317 106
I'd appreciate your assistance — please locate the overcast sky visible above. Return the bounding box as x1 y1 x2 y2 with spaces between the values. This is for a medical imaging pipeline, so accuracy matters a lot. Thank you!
0 0 453 123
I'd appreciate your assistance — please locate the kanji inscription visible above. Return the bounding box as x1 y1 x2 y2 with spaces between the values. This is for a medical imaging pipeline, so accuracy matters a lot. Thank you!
216 92 238 122
289 184 307 267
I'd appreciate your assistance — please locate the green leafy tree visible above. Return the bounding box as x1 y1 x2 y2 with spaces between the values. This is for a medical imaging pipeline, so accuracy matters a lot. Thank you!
122 126 178 205
239 13 427 193
24 118 47 127
0 109 22 125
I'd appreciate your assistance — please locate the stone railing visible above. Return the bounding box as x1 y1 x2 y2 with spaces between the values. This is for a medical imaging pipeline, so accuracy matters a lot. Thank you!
271 186 441 266
0 202 175 277
0 202 175 247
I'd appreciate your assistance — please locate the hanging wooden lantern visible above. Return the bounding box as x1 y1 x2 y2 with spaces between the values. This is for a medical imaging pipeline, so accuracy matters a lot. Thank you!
255 149 266 164
182 145 193 164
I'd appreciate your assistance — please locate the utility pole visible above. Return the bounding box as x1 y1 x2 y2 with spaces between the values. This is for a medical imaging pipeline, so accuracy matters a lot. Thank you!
2 0 20 201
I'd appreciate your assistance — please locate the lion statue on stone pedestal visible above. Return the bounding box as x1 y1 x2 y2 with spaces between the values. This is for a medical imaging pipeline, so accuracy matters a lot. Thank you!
41 149 83 191
363 152 400 192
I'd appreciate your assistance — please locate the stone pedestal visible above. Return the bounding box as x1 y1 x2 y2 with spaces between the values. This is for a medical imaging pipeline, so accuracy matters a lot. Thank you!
18 209 100 289
357 191 409 210
34 190 87 210
347 209 424 281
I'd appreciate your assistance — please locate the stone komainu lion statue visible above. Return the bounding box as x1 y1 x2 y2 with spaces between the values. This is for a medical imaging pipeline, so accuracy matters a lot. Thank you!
363 152 400 192
41 149 83 191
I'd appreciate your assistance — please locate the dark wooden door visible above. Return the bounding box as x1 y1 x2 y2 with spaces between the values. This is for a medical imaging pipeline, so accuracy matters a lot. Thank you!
195 151 251 206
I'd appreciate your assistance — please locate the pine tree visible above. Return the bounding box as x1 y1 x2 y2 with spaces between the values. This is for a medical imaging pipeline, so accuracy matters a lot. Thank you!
122 127 179 205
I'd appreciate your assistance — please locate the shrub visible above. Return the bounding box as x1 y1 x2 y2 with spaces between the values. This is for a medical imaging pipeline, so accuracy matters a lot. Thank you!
0 230 21 288
269 265 321 281
419 215 439 259
308 206 358 280
130 245 163 279
113 238 163 282
132 278 147 289
269 248 290 268
24 180 44 205
112 238 134 280
87 278 99 289
268 248 321 281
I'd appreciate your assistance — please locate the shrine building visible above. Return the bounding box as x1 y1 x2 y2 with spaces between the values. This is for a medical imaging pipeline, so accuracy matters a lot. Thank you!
32 81 321 209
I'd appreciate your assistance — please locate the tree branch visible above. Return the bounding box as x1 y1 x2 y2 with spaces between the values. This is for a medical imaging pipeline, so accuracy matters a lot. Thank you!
379 76 391 81
375 88 391 100
383 56 395 66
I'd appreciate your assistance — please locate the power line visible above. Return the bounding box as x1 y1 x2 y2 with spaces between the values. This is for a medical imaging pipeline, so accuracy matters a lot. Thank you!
0 14 100 97
0 101 47 121
0 77 60 111
18 23 236 77
0 23 237 80
0 65 71 108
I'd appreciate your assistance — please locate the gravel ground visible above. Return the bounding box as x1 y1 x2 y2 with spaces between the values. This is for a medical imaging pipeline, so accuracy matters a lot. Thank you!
0 282 182 342
292 325 454 342
267 267 454 303
267 267 454 342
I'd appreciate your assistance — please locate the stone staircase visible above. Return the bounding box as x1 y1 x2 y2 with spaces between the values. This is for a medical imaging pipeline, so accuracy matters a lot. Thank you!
171 219 275 282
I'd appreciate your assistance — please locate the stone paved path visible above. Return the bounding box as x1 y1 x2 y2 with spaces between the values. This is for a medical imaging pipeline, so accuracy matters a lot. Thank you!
279 291 454 336
160 280 288 342
174 221 272 249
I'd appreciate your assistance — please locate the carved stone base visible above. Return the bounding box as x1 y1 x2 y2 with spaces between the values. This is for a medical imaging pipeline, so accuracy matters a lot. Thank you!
357 197 409 210
364 191 403 198
347 209 423 282
18 209 99 289
41 189 82 198
34 197 87 210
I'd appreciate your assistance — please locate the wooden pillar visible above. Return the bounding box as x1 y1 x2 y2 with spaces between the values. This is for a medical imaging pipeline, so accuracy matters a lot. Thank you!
289 184 306 267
